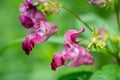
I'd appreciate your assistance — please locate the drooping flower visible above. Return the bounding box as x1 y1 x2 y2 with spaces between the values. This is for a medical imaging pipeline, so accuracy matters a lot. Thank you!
19 0 58 55
51 28 94 71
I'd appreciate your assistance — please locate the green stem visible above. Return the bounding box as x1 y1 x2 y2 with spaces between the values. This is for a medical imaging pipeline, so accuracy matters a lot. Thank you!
115 4 120 32
62 5 92 31
116 54 120 65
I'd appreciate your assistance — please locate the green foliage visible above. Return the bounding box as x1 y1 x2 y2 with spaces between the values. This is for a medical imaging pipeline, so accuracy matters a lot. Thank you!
90 65 120 80
58 65 120 80
58 71 93 80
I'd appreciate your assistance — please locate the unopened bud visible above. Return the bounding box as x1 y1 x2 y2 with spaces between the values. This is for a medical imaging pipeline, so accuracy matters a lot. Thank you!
96 40 106 48
88 28 108 50
89 0 107 7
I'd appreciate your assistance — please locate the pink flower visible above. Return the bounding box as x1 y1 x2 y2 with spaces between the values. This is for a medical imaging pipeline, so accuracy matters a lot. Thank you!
19 0 58 55
51 28 94 71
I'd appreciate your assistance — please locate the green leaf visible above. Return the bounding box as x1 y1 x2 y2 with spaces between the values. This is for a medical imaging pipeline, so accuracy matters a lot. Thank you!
58 71 93 80
90 65 120 80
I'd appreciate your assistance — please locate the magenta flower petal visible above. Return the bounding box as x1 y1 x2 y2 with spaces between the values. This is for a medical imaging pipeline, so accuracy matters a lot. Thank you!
66 44 94 66
40 21 58 36
51 53 65 71
19 4 27 12
22 37 34 55
19 14 34 29
33 10 47 23
51 43 94 71
22 33 42 55
64 28 85 43
19 0 47 29
22 21 58 54
31 33 42 44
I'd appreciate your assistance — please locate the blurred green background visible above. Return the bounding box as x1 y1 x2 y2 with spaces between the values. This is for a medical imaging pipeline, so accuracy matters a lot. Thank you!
0 0 120 80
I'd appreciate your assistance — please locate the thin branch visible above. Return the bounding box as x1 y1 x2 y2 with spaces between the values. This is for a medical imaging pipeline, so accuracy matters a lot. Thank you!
62 5 92 31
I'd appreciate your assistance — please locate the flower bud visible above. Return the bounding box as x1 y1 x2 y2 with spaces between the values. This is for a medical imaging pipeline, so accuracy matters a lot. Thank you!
96 40 106 48
106 0 118 9
88 28 108 50
40 0 61 15
89 0 107 7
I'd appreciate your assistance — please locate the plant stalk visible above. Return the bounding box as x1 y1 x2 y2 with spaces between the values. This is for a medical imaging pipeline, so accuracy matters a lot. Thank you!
115 4 120 33
62 5 92 31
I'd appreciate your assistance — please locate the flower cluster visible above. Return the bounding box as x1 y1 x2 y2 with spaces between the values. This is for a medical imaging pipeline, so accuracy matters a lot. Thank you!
88 28 108 50
40 0 62 15
51 28 94 71
19 0 58 55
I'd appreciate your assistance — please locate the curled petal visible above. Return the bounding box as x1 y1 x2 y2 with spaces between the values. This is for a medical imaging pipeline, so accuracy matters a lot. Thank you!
19 14 34 29
64 28 85 43
22 37 34 55
22 33 42 55
19 4 27 12
51 53 65 71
